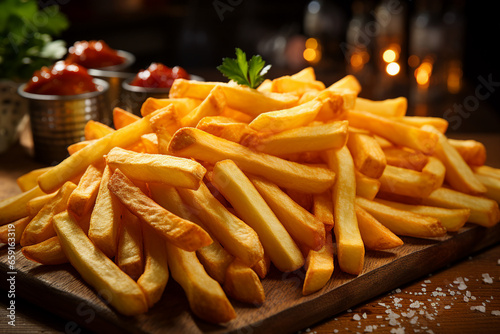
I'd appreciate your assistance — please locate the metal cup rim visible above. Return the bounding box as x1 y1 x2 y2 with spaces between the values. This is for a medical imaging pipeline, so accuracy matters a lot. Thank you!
121 74 204 94
17 78 109 101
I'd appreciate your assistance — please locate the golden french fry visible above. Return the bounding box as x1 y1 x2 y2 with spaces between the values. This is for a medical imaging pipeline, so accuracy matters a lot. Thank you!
140 97 202 118
21 236 68 265
84 120 114 140
17 167 52 192
88 165 121 258
169 79 299 117
474 173 500 203
473 165 500 179
347 110 438 155
26 193 57 217
302 228 334 295
177 181 263 267
165 241 236 324
180 85 226 127
147 104 180 153
327 74 362 94
379 163 443 198
0 216 30 244
271 75 325 96
354 97 407 117
223 258 265 305
20 181 76 246
422 125 486 195
116 208 144 280
286 188 313 212
38 107 165 194
140 133 159 154
248 98 323 133
53 210 148 316
356 197 447 238
67 164 103 218
113 107 141 129
196 116 257 143
137 223 169 308
249 174 325 252
313 190 334 230
374 198 469 232
448 138 487 167
291 67 317 81
168 127 336 194
257 78 272 92
395 116 448 133
347 131 386 179
383 147 429 171
355 205 403 250
355 171 381 200
0 186 46 226
211 160 304 272
67 140 95 155
243 121 348 157
325 146 364 275
252 253 271 279
105 147 206 189
108 169 212 252
421 187 499 227
149 182 233 284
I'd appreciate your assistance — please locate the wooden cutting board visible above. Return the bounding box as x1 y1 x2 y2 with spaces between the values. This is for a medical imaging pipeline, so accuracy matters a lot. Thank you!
1 223 499 334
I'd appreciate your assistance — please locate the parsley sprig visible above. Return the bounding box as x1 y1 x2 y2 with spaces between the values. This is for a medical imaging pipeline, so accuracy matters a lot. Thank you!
217 48 271 89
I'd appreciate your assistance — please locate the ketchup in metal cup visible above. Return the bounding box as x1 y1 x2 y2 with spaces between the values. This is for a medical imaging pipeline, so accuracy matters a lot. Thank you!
66 40 125 69
129 63 190 88
24 61 98 95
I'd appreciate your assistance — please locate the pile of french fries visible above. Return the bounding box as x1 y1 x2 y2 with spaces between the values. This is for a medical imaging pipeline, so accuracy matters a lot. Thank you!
1 67 500 323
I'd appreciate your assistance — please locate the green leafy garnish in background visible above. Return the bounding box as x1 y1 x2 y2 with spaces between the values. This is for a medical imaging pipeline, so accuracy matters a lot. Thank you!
217 48 271 89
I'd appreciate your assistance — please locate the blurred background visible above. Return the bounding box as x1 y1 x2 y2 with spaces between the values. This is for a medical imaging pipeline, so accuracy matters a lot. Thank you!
2 0 500 133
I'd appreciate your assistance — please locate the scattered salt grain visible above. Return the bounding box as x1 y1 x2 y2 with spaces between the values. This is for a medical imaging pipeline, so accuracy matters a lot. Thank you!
444 305 451 309
333 330 339 333
458 283 467 291
410 301 424 309
395 288 402 293
424 279 431 284
410 316 419 325
482 273 493 284
390 328 405 334
491 310 500 316
470 305 486 313
376 315 383 319
362 313 367 319
353 314 361 321
364 325 373 332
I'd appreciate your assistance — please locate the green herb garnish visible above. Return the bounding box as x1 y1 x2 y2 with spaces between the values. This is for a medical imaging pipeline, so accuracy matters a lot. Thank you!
217 48 271 89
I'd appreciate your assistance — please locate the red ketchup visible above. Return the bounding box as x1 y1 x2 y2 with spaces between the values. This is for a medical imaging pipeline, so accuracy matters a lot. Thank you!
24 61 97 95
66 40 125 69
129 63 190 88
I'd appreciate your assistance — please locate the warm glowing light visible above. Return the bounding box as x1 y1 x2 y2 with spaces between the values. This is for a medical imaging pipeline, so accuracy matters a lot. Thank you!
303 48 316 61
350 53 364 68
305 38 318 50
383 49 397 63
447 60 463 94
415 60 433 87
386 62 400 76
408 55 420 68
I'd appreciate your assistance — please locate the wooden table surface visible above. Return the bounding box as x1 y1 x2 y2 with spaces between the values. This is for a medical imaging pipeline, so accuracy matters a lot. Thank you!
0 133 499 334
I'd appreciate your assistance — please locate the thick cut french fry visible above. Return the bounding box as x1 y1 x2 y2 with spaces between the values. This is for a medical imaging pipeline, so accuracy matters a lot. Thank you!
88 165 121 258
327 74 362 94
67 140 95 155
0 217 30 244
21 236 68 265
313 190 334 230
291 67 317 81
149 183 233 284
354 97 407 117
17 167 52 192
67 164 103 218
347 110 438 155
243 121 348 157
347 131 386 179
252 253 271 279
248 98 323 133
169 79 299 117
302 228 334 295
223 258 265 305
422 125 486 195
116 208 144 280
448 138 487 167
177 181 263 267
474 173 500 203
168 127 336 194
395 116 448 133
356 197 447 238
141 97 202 117
53 211 148 316
113 107 141 129
148 104 180 153
27 193 57 217
271 75 325 95
140 133 159 154
105 147 206 189
196 116 257 143
379 164 443 198
0 186 46 226
108 169 212 252
38 107 165 194
374 199 470 232
249 174 325 252
137 223 169 308
84 120 114 140
355 205 403 250
300 88 356 115
257 79 272 92
286 188 313 212
325 147 364 275
211 160 304 272
165 241 236 324
20 181 76 246
473 165 500 179
180 85 226 127
383 147 428 171
355 171 380 200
